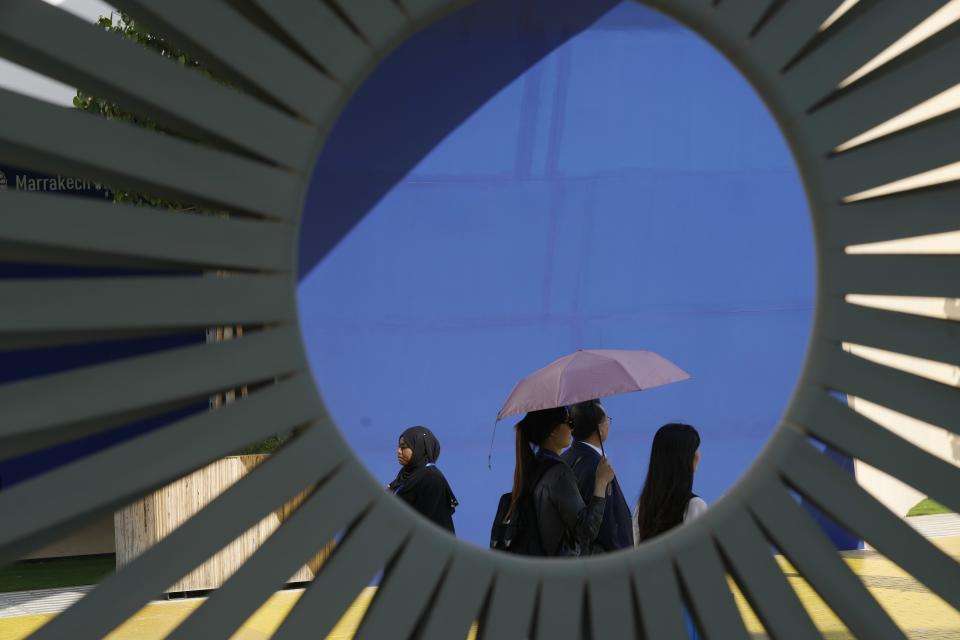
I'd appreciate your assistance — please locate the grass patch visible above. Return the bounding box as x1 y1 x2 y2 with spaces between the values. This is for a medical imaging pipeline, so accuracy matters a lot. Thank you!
906 498 953 517
0 555 114 593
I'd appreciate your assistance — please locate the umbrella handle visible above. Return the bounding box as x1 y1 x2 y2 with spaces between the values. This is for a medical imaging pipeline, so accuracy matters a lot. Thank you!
487 418 499 470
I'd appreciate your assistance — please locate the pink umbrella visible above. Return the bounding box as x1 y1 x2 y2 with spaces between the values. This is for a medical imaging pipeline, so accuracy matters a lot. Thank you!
497 349 690 420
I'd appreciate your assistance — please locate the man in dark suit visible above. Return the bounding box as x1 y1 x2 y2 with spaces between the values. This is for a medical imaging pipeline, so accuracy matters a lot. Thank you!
561 399 634 552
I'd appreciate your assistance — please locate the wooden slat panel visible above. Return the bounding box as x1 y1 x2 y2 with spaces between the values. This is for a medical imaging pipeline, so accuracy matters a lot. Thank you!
0 325 305 459
0 274 293 339
819 186 960 247
820 300 960 368
110 0 341 122
780 0 950 112
827 254 960 298
0 0 315 169
0 190 293 272
272 497 412 640
416 548 495 640
30 424 339 640
779 429 960 610
0 88 302 221
789 385 960 515
807 22 960 153
478 563 539 640
815 347 960 437
823 112 960 201
633 552 690 640
354 528 456 640
675 535 751 640
327 0 410 49
748 0 843 75
0 374 321 566
749 482 907 639
247 0 372 82
713 509 821 639
169 464 374 639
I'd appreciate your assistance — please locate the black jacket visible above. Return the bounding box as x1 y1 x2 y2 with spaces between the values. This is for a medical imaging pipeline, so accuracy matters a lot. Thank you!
395 465 457 533
532 450 606 556
561 441 634 552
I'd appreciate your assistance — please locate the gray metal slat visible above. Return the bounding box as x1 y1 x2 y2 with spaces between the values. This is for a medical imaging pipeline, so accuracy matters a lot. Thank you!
806 22 960 154
675 535 751 640
418 548 495 640
0 190 293 272
534 566 585 640
272 497 413 640
30 424 341 640
820 187 960 247
822 112 960 201
327 0 410 49
247 0 372 82
169 463 376 640
632 552 690 640
0 88 302 221
814 347 960 438
789 384 960 515
820 299 960 368
0 274 293 340
0 0 315 169
749 481 907 639
110 0 341 122
585 561 637 639
713 510 821 640
711 0 779 40
827 253 960 298
477 563 539 640
0 325 305 459
354 528 456 640
0 374 323 566
780 0 950 112
779 428 960 610
748 0 843 75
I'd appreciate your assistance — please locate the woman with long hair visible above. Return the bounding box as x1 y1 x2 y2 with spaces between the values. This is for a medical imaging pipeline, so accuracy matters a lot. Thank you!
633 423 706 544
388 426 458 533
508 406 615 556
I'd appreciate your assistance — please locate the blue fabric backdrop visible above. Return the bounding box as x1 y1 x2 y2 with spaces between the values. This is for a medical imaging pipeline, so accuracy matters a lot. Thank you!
297 1 818 548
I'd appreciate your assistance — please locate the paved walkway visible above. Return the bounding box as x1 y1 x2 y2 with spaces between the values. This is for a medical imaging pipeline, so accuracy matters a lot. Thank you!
0 536 958 639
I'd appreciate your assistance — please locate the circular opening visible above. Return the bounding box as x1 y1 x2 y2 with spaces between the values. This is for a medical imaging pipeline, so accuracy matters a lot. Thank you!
296 0 814 552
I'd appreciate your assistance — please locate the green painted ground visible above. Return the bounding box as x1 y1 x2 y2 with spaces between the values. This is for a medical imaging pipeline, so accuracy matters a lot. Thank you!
906 498 953 517
0 555 114 593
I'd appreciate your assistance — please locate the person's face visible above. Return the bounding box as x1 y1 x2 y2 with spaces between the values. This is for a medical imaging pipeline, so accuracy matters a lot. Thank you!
397 438 413 466
598 410 610 443
549 422 574 450
693 447 701 472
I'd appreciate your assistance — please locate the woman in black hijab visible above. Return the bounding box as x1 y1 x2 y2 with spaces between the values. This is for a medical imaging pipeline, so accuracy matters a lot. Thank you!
388 426 458 533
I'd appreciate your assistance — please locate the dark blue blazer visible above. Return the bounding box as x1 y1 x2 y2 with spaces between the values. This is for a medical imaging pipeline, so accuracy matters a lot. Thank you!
560 440 634 552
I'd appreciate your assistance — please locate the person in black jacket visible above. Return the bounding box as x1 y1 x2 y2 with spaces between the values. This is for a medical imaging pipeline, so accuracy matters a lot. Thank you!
388 426 458 533
508 407 616 556
561 399 634 553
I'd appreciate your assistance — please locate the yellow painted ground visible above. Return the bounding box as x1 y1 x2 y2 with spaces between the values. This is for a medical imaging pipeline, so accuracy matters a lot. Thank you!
1 538 957 640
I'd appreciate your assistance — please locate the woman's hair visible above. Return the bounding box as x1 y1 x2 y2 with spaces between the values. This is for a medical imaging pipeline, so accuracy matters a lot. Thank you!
569 399 605 441
508 407 568 517
635 423 701 542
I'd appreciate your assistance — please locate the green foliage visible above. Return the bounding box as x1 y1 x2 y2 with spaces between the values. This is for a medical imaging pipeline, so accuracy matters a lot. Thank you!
72 13 210 209
0 556 114 593
234 435 287 456
906 498 953 517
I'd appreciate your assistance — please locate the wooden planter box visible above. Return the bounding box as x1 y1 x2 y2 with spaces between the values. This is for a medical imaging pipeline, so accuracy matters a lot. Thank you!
115 454 332 593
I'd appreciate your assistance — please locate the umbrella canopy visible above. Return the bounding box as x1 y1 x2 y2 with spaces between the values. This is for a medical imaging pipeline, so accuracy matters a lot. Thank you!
497 349 689 420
